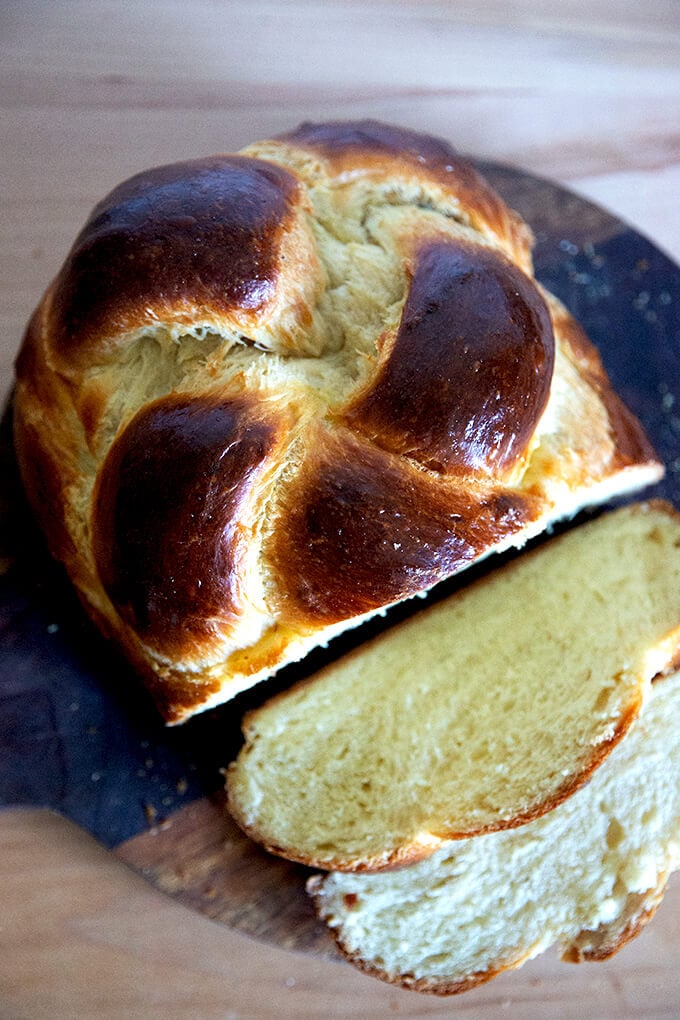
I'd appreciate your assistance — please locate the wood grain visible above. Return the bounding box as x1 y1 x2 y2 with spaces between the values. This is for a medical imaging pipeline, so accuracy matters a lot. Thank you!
1 1 680 1015
114 792 337 958
2 808 679 1019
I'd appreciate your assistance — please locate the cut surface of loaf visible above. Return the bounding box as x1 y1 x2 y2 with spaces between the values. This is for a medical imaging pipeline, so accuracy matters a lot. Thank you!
308 667 680 996
227 502 680 871
13 119 662 722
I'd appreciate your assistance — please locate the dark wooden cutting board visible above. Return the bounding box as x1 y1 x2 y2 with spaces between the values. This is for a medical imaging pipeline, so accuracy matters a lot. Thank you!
1 161 679 960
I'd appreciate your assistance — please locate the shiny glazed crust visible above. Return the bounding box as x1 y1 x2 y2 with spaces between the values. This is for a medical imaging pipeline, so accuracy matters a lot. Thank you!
13 120 663 721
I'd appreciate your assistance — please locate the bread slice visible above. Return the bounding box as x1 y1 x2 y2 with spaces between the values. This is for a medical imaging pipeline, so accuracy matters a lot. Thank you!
308 666 680 995
227 502 680 872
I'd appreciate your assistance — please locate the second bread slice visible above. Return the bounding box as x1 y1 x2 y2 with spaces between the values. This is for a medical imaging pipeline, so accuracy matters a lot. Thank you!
227 501 680 872
307 667 680 994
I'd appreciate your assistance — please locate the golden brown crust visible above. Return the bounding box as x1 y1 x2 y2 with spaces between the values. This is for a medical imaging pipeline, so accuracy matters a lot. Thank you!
49 156 302 367
92 391 292 660
12 120 664 721
267 423 542 625
343 238 554 478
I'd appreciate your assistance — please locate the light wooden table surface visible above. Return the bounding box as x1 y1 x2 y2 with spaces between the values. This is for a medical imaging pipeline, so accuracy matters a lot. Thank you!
1 2 679 1017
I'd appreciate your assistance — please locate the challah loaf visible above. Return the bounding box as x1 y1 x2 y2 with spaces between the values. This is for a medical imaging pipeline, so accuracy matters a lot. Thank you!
308 665 680 995
227 502 680 871
13 120 662 722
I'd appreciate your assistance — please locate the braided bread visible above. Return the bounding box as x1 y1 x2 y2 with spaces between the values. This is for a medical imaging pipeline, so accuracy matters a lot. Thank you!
13 121 662 722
